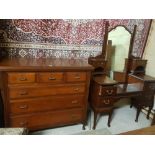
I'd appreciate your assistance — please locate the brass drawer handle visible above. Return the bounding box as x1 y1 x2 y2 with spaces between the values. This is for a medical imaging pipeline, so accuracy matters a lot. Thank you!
19 105 28 109
19 77 27 81
19 121 28 126
106 90 113 95
71 100 78 104
103 99 110 105
49 77 56 80
75 76 80 79
74 88 79 91
19 91 28 95
71 115 77 119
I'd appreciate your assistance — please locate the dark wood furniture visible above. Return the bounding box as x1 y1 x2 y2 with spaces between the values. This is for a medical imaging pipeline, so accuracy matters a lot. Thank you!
90 75 117 129
89 23 155 129
129 74 155 122
90 74 145 129
0 58 93 131
120 125 155 135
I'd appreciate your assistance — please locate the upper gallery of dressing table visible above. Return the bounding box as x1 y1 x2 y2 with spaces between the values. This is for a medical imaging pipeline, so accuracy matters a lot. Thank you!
89 22 155 129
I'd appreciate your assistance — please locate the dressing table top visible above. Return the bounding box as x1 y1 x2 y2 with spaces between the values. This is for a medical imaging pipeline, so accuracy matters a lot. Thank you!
129 74 155 82
93 75 118 86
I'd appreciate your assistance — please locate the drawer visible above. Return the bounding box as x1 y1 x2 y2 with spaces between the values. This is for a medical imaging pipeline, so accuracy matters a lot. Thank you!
66 72 87 82
9 95 85 114
97 97 115 107
8 72 36 84
9 84 86 99
99 86 117 96
38 72 64 83
9 109 83 130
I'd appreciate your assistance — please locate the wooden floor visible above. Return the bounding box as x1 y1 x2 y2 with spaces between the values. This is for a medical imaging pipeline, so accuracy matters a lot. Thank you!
120 125 155 135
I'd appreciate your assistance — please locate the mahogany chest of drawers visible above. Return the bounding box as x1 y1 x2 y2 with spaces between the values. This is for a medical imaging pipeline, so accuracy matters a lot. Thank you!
0 58 93 131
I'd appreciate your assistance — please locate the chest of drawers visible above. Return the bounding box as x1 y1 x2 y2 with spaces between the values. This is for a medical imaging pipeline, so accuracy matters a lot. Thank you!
0 58 93 131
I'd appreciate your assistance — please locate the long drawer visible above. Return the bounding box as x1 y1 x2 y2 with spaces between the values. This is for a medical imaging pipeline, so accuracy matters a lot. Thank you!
9 84 86 99
9 95 85 114
9 108 83 130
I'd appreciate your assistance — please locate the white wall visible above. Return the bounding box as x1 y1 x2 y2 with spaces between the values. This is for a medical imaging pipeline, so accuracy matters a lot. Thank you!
143 20 155 77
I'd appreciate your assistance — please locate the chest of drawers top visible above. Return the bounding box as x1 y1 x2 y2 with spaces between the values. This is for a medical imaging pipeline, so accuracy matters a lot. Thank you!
0 58 93 72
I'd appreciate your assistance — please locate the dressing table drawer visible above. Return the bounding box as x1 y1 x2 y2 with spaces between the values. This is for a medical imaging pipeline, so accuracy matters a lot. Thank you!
66 72 87 82
8 72 36 84
97 97 114 107
38 72 64 83
99 86 117 96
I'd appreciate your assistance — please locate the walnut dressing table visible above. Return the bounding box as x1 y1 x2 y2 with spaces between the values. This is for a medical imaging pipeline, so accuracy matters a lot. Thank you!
0 58 93 131
90 73 155 129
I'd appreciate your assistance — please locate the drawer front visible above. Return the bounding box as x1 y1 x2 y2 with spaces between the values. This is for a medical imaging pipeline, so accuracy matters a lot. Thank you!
66 72 87 82
97 97 115 107
9 84 86 99
38 72 64 83
9 109 83 130
99 86 116 96
8 72 36 84
9 95 85 114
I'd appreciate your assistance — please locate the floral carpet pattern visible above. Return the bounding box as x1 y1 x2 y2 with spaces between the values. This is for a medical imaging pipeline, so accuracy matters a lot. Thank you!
0 19 151 59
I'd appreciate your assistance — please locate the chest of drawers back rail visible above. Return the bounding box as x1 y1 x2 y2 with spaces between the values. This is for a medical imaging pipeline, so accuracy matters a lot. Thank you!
0 58 93 131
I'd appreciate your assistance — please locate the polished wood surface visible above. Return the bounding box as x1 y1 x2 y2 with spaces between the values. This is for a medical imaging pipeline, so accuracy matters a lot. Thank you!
120 125 155 135
10 108 83 130
0 58 93 131
9 95 84 115
38 72 64 83
93 75 117 86
8 72 36 84
0 58 93 71
90 75 117 129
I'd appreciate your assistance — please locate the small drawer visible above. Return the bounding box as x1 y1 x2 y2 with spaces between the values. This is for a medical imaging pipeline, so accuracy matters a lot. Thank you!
8 72 36 84
98 97 114 107
99 86 116 96
38 72 64 83
66 72 87 82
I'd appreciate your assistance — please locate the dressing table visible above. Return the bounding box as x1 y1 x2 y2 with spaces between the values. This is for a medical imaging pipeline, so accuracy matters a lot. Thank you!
89 23 155 129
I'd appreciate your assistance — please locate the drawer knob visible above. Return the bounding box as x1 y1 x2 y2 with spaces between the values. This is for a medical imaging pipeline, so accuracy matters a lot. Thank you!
49 77 56 80
103 99 110 105
106 90 113 95
19 105 28 109
19 77 27 81
19 91 28 95
75 76 80 79
71 100 78 104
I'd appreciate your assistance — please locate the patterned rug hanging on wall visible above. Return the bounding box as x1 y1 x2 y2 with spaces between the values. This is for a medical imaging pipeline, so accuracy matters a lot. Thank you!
0 19 151 59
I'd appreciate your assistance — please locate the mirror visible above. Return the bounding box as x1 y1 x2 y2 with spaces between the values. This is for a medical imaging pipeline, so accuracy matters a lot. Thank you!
107 26 131 79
